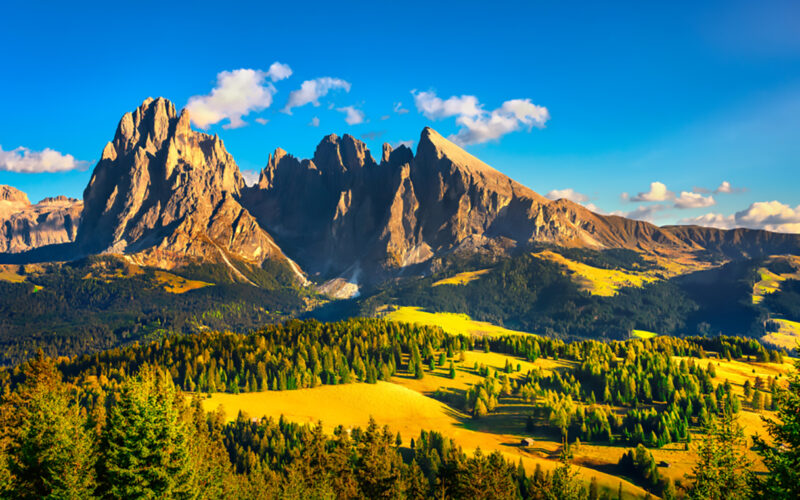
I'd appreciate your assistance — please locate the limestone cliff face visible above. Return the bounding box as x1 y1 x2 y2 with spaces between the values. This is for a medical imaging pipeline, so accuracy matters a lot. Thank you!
0 188 82 253
243 127 800 289
77 97 287 270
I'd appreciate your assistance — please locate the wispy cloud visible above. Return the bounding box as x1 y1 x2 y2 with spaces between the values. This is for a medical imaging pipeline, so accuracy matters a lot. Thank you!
337 105 365 125
412 90 549 145
393 102 409 114
360 131 385 141
187 65 292 129
282 77 351 114
308 116 320 127
0 145 87 173
545 188 589 203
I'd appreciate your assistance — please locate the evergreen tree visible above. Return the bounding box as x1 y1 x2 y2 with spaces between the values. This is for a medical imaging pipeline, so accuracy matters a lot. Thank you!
687 400 750 500
100 366 192 499
751 354 800 500
2 354 96 499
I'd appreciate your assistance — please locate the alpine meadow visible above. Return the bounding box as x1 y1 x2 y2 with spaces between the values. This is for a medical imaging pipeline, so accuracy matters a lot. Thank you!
1 1 800 499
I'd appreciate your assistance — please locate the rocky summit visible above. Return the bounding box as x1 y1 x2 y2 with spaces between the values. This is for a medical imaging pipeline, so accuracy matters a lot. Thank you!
75 97 291 274
0 187 82 254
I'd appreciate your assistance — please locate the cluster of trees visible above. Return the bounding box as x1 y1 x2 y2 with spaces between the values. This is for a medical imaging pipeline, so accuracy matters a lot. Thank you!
7 319 467 396
0 257 307 365
0 353 598 499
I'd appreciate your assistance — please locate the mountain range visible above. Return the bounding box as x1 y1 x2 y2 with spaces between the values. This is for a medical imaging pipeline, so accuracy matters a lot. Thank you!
2 97 800 298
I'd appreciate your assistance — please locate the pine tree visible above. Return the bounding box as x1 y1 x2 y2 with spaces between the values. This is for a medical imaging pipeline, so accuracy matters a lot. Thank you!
100 366 193 498
751 354 800 499
3 354 97 499
449 361 456 379
686 400 751 500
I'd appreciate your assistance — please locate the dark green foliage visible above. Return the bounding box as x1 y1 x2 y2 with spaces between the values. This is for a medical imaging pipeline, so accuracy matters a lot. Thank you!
0 257 307 365
761 279 800 321
99 366 192 498
0 354 96 499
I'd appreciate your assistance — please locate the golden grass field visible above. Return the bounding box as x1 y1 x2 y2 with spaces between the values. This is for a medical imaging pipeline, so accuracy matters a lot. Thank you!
752 255 800 304
0 265 26 283
631 329 658 339
380 306 534 337
202 377 649 498
532 250 659 297
153 270 213 294
200 346 794 499
432 268 492 287
761 318 800 351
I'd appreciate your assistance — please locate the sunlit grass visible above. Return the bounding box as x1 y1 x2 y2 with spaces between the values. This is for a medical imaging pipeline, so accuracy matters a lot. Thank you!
380 306 533 337
432 268 491 287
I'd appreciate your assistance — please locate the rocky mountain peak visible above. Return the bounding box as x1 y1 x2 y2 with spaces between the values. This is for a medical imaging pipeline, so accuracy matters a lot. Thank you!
76 97 289 272
0 185 30 205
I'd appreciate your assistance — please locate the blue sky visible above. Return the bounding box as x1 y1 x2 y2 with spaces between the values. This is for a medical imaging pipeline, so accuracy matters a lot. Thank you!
1 0 799 231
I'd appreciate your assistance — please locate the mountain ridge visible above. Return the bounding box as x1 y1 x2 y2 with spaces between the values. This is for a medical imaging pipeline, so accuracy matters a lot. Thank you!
0 97 799 294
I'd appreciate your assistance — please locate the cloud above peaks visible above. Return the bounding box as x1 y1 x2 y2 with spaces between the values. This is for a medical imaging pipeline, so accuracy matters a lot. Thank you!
680 200 800 233
412 90 549 146
282 77 351 114
308 116 320 127
674 191 715 209
545 188 589 203
412 91 483 120
337 106 365 125
0 145 87 173
187 67 286 129
630 181 674 202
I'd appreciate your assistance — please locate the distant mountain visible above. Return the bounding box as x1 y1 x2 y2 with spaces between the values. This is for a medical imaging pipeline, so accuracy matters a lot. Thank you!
244 126 800 295
0 186 81 253
1 97 800 294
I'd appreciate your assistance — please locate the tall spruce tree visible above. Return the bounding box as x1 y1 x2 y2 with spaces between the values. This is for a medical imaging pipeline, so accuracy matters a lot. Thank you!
99 366 192 499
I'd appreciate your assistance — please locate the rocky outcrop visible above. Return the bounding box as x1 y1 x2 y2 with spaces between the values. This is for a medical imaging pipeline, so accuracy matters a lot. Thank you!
0 188 82 253
76 97 291 272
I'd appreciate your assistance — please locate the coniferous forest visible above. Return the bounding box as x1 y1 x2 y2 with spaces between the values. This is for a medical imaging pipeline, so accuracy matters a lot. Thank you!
0 318 797 499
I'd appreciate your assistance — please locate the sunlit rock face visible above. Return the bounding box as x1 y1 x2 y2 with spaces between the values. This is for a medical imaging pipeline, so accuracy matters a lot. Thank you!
77 97 288 270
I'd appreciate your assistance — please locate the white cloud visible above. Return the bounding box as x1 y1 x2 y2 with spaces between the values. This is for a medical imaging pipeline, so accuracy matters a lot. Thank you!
337 106 365 125
255 118 269 125
680 200 800 233
265 62 292 82
380 115 390 121
412 91 483 119
674 191 716 209
630 181 675 202
187 68 285 129
679 212 736 229
735 201 800 232
411 90 549 146
240 169 259 187
0 145 87 173
393 102 409 114
282 77 351 114
545 188 589 203
308 116 320 127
